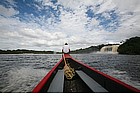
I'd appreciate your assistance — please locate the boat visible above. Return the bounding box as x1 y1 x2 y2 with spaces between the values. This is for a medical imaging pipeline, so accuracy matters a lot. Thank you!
32 54 140 93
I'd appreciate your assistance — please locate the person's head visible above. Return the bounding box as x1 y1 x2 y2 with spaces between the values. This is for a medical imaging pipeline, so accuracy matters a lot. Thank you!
65 43 68 45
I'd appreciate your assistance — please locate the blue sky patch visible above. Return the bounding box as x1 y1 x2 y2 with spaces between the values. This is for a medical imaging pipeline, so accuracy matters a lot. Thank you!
85 5 120 32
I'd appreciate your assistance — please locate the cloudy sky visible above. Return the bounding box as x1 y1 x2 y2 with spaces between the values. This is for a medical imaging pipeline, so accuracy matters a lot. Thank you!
0 0 140 51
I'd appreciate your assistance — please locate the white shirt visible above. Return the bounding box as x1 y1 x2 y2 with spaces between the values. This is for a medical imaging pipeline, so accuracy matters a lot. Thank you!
62 45 70 53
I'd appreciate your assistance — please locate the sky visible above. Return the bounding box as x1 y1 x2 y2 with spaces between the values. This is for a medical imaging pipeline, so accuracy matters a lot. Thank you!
0 0 140 51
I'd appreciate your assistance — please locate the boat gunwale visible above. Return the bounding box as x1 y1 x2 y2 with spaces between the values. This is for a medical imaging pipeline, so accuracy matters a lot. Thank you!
69 55 140 93
32 57 63 93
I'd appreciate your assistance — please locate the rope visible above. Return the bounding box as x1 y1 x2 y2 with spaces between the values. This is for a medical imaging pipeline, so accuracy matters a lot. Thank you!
63 54 75 80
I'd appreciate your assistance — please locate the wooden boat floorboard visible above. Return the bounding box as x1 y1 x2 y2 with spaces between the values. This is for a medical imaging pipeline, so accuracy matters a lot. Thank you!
47 70 64 93
76 70 108 92
64 72 93 93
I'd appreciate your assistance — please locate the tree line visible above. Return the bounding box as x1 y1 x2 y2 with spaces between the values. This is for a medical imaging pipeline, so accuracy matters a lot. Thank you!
0 49 54 54
117 36 140 55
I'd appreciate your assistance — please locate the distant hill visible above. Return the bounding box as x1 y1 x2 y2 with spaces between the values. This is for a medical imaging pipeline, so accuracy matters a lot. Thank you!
70 45 103 54
118 37 140 55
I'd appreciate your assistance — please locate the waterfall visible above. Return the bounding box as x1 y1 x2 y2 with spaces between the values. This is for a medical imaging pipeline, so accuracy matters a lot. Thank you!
100 45 119 53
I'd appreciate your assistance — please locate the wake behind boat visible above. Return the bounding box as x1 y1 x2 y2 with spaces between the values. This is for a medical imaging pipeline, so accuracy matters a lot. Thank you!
32 54 140 93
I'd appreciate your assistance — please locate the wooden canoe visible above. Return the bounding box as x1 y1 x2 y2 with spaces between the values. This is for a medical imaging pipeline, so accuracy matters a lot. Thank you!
32 54 140 93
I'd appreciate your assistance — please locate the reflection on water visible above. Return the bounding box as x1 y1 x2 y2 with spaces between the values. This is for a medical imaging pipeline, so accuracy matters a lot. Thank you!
0 53 140 92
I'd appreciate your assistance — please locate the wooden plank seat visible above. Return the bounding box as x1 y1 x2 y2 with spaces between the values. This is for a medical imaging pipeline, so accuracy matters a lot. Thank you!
47 70 64 92
76 70 108 92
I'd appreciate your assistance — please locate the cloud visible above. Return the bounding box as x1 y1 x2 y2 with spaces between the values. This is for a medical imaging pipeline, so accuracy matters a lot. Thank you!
0 5 19 17
0 0 140 51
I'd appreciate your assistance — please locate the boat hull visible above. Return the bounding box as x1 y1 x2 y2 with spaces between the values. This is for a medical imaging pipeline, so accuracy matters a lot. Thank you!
32 54 140 93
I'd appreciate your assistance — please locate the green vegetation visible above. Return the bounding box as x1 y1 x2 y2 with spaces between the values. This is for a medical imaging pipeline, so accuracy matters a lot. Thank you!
70 44 119 54
0 49 54 54
118 37 140 55
70 44 104 54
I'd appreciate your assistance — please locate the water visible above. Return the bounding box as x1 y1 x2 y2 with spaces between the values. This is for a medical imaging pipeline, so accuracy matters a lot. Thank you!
0 54 61 92
0 53 140 92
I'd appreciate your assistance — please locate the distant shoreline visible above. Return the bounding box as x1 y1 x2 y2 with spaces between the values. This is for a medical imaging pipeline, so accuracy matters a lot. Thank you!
1 36 140 55
0 43 120 54
0 49 56 54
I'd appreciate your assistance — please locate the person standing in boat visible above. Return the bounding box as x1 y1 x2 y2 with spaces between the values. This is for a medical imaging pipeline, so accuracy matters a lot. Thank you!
62 43 70 54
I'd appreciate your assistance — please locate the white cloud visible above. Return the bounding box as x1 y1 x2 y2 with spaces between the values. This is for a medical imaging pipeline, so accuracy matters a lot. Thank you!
57 0 103 9
0 5 19 17
0 0 140 51
57 5 87 36
0 14 67 51
113 0 140 13
96 0 116 14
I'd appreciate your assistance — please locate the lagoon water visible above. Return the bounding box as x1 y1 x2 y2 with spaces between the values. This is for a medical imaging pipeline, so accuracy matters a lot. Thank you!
0 53 140 92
